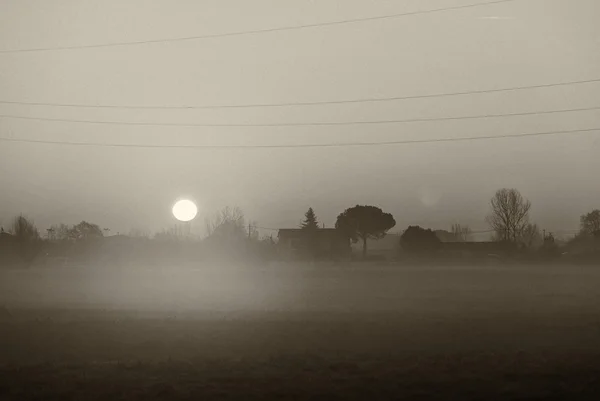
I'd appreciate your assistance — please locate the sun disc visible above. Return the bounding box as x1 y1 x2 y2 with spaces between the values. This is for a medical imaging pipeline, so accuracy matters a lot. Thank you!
172 199 198 222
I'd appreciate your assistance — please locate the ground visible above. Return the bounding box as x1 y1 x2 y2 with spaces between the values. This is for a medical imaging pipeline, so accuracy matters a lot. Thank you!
1 264 600 400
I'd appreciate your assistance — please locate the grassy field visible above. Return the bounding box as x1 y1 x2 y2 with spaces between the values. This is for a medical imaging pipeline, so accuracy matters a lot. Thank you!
1 264 600 399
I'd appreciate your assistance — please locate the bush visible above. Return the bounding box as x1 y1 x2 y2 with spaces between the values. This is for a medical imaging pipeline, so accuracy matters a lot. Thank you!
400 226 442 253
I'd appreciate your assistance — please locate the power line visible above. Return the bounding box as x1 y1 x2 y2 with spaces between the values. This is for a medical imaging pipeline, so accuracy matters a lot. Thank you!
0 0 523 54
1 77 598 110
1 127 598 149
1 105 598 128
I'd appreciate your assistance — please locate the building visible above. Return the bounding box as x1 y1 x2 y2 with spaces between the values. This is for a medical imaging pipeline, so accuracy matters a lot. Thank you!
277 228 350 260
439 241 516 257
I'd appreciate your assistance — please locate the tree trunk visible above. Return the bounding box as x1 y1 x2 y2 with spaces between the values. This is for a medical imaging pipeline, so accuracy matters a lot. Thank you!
362 237 368 258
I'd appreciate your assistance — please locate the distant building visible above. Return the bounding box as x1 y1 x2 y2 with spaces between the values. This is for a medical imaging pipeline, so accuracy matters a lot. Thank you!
440 241 516 257
277 228 350 260
0 231 22 267
0 231 12 241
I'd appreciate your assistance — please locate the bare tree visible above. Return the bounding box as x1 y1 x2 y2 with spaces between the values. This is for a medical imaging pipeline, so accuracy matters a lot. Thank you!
154 227 180 242
451 223 472 242
204 206 246 239
486 188 531 243
50 223 72 241
129 228 150 238
520 223 542 248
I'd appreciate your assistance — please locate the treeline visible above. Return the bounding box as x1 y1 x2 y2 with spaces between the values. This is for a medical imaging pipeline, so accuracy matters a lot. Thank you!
0 208 277 268
1 187 599 268
297 189 599 262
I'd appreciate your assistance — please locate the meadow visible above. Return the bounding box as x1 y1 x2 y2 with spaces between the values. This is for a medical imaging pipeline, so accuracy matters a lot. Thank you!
1 264 600 400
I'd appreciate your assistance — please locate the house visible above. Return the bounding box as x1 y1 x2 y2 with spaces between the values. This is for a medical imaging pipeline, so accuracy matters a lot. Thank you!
440 241 516 257
277 228 350 260
0 232 24 267
0 231 13 242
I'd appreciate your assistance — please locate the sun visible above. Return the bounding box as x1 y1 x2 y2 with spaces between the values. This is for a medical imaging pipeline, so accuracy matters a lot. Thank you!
172 199 198 222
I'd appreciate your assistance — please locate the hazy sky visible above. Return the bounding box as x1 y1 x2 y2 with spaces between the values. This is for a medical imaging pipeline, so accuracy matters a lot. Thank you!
1 0 599 237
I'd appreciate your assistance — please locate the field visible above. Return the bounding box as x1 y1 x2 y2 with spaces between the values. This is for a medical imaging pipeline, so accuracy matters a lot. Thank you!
1 264 600 400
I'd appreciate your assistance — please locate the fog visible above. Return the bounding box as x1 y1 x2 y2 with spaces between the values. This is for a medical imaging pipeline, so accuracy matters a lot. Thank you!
1 0 600 398
3 264 599 317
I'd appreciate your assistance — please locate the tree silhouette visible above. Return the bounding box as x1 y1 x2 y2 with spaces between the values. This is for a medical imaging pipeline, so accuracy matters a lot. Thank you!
401 226 441 253
301 208 319 230
68 221 104 241
11 215 40 243
451 224 472 242
205 206 245 239
520 223 542 248
580 210 600 236
335 205 395 258
10 214 41 265
299 208 320 259
486 188 531 243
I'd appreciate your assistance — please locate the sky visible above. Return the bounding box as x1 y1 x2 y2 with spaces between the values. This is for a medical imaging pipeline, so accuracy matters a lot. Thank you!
0 0 599 238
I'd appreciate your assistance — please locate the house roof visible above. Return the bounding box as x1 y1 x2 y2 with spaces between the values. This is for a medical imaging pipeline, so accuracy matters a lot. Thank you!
0 232 14 240
440 241 516 252
278 228 343 238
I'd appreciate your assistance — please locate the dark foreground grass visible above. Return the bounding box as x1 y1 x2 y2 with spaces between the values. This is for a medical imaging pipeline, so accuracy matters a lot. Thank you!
2 266 600 399
1 352 600 400
2 310 600 400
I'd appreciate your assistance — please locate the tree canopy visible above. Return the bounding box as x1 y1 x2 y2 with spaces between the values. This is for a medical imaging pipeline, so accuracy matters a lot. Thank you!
10 215 41 265
401 226 441 252
580 209 600 236
69 221 104 241
11 215 40 242
335 205 395 257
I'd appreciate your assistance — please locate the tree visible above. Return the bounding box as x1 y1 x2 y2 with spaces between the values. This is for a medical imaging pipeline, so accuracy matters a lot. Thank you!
434 230 455 243
299 208 320 259
154 227 180 242
129 228 150 238
68 221 104 241
300 208 319 230
580 210 600 236
10 215 41 265
451 224 472 242
49 223 71 241
520 223 542 248
401 226 442 253
335 205 396 258
11 215 40 242
486 188 531 243
204 206 246 242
